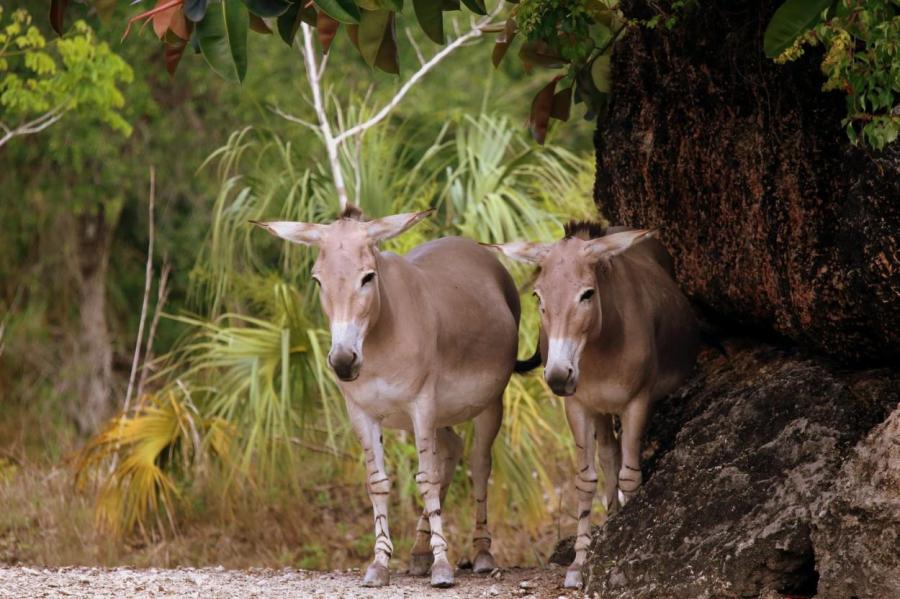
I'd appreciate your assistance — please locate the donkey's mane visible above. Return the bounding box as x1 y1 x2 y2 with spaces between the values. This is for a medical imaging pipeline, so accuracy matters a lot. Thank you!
563 220 606 240
339 203 365 221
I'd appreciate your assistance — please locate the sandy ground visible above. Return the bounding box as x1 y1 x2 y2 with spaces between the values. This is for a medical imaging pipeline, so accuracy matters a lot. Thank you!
0 565 585 599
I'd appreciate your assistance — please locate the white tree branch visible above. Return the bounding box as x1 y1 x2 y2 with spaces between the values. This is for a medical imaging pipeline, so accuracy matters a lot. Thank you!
333 9 500 147
0 104 69 149
405 27 427 66
300 23 350 211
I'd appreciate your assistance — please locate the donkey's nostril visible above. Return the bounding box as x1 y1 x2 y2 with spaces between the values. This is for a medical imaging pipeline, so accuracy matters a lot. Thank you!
566 367 574 380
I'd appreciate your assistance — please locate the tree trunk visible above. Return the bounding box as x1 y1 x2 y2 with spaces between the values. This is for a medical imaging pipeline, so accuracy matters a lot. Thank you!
595 0 899 365
72 205 114 435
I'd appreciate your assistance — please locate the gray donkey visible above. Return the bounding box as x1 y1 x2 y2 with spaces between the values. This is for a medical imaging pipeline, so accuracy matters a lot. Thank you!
490 222 699 588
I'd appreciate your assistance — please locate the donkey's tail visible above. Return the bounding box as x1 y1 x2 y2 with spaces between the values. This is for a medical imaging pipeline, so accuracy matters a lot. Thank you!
515 345 542 373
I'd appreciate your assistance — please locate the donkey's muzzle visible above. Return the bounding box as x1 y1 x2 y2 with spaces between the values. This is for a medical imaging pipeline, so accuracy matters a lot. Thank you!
329 348 359 381
545 365 576 396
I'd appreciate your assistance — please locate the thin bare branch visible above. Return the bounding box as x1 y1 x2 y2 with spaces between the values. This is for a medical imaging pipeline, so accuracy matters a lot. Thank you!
269 106 320 133
0 104 69 148
405 27 426 66
123 168 156 415
136 258 171 401
333 9 501 147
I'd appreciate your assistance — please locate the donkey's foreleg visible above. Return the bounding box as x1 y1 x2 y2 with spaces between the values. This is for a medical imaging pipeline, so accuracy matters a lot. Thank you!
348 406 393 587
470 399 502 574
564 400 598 589
595 413 621 517
409 427 462 576
412 410 455 587
618 395 650 505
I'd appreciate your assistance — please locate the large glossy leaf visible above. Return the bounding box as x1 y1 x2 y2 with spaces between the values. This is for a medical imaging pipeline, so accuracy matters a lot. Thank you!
249 13 273 33
492 18 517 67
413 0 443 44
590 54 610 93
551 86 572 122
50 0 70 36
224 0 249 82
372 13 399 73
357 9 391 66
165 40 188 76
242 0 292 17
314 0 361 24
763 0 833 58
316 11 340 52
277 2 317 45
529 77 558 144
461 0 486 15
197 2 239 81
184 0 210 22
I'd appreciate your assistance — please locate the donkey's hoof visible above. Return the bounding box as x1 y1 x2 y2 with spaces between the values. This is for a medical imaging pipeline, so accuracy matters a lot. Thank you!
362 562 390 587
564 567 583 589
472 550 497 574
430 559 455 588
408 552 433 577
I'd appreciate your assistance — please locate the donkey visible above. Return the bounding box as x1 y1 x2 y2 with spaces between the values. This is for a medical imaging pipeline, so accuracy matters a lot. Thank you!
253 206 521 588
489 222 699 588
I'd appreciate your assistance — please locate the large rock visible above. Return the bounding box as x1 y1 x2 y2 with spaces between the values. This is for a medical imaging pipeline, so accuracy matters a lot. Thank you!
811 405 900 599
594 0 900 365
581 340 898 598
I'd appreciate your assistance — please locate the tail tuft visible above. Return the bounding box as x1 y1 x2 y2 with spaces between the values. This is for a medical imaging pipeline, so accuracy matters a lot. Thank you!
515 346 542 373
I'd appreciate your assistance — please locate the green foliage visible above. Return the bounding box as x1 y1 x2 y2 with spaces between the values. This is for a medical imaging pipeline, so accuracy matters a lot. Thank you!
769 0 900 150
0 7 133 143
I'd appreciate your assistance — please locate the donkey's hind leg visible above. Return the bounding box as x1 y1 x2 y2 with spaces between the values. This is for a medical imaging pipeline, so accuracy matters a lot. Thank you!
409 427 462 576
471 398 503 574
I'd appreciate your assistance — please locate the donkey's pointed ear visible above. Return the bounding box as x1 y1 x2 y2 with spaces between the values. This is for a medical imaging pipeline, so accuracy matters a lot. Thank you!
251 220 327 246
482 241 551 264
365 209 433 242
584 229 657 260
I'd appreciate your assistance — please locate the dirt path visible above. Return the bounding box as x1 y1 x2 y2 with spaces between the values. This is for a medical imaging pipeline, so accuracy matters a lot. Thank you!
0 565 583 598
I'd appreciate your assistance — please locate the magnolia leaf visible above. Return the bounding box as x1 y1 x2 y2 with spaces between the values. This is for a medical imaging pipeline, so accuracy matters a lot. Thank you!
413 0 443 44
764 0 834 58
197 2 239 81
519 41 566 70
372 12 399 74
50 0 70 36
249 13 273 33
529 77 559 144
314 0 361 24
441 0 460 10
492 18 517 67
590 53 610 93
277 2 316 45
184 0 210 22
357 9 390 67
242 0 292 17
551 86 572 122
461 0 487 15
316 11 340 52
165 40 188 76
223 0 249 82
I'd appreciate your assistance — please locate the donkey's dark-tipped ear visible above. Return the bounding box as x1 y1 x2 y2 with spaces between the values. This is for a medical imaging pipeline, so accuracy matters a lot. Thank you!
365 209 433 243
483 241 551 264
251 220 327 246
584 229 657 261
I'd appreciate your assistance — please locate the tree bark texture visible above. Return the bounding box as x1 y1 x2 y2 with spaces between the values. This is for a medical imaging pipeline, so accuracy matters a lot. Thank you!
594 0 900 365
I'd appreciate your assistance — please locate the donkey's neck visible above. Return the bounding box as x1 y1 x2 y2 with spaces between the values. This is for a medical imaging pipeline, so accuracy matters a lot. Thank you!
364 250 421 351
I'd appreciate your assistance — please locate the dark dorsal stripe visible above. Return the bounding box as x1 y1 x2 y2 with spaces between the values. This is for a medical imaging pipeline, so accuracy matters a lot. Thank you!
564 220 606 240
340 203 365 221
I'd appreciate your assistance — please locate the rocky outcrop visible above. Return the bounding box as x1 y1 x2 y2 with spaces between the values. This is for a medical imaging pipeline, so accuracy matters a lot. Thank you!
811 405 900 599
594 0 900 365
579 340 898 598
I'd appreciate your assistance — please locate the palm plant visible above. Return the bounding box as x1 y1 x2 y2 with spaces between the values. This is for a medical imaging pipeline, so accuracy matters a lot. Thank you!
76 107 595 552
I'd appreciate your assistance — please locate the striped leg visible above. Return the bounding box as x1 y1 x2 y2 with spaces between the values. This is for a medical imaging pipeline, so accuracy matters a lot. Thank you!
618 395 650 505
413 410 454 587
471 399 502 573
348 405 393 587
595 414 621 518
409 427 462 576
564 399 597 589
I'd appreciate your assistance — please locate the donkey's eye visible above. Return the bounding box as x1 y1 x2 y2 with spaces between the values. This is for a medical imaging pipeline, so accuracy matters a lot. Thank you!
579 289 595 302
361 272 376 287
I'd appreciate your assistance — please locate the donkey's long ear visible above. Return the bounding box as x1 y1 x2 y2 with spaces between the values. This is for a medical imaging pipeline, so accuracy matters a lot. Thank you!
365 209 433 242
482 241 551 264
584 229 657 261
251 220 327 246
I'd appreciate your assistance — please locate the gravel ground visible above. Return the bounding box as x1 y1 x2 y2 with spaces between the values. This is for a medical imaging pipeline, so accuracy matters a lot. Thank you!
0 565 584 599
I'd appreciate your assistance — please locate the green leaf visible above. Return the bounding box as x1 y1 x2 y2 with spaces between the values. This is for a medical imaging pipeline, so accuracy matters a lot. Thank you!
412 0 443 44
590 54 610 93
49 0 70 36
241 0 292 17
460 0 486 15
314 0 361 24
197 2 239 81
357 9 390 67
276 2 316 45
184 0 210 22
763 0 833 58
224 0 249 82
